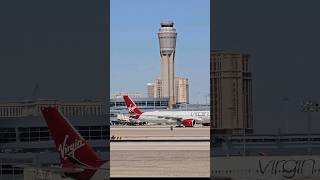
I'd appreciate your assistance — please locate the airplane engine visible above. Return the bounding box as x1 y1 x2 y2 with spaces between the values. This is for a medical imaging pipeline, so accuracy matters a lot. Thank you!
181 119 195 127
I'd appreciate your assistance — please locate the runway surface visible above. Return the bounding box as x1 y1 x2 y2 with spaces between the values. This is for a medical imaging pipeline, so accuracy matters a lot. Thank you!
110 127 210 177
110 126 209 140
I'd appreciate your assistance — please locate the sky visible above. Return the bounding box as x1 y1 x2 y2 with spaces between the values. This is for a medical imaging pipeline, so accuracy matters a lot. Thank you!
110 0 210 104
215 0 320 133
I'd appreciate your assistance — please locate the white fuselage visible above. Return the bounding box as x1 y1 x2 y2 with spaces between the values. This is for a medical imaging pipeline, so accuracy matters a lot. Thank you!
211 155 320 180
136 110 210 125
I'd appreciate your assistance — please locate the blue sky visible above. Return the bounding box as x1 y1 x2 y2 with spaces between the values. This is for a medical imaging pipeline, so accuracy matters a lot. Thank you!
110 0 210 104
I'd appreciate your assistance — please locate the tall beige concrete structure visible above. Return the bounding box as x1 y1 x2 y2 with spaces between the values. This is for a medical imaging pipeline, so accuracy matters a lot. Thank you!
147 83 155 98
211 50 253 131
158 21 177 109
147 77 189 104
175 77 189 104
147 79 162 98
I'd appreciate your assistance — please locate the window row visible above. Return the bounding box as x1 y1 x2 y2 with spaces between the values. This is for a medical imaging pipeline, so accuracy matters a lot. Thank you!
0 128 16 143
0 105 106 117
59 105 106 116
0 165 23 175
0 126 108 143
0 107 23 117
110 101 168 107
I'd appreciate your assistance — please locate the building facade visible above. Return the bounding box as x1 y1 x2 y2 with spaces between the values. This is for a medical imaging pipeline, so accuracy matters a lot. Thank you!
147 77 189 104
147 79 162 98
158 21 177 109
147 83 155 98
110 97 169 110
175 77 189 104
211 50 253 130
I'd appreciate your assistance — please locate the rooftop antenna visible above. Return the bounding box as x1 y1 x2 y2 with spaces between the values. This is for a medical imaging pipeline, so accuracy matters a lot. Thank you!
31 83 39 101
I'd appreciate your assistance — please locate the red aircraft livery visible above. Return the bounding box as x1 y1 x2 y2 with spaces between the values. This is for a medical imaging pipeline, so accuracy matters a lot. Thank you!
41 107 109 180
123 95 210 127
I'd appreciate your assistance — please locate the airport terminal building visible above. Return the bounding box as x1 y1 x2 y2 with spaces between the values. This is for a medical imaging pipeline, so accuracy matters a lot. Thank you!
110 97 169 111
0 99 108 179
110 97 210 114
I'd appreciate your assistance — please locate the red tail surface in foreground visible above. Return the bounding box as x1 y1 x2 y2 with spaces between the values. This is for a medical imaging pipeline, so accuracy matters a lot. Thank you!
41 107 108 180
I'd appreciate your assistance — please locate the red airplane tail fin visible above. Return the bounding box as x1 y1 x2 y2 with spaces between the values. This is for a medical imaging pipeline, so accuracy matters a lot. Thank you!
123 95 143 118
41 107 102 168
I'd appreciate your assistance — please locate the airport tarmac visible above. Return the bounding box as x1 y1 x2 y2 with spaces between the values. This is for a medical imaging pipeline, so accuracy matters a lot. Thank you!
110 126 210 140
110 127 210 177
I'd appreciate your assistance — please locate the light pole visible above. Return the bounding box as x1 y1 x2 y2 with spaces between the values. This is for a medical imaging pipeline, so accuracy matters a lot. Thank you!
205 93 210 105
243 92 248 156
301 100 319 155
243 124 246 156
281 97 289 134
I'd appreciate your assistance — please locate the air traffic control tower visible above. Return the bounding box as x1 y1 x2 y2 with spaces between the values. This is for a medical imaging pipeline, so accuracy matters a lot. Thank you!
158 21 177 109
